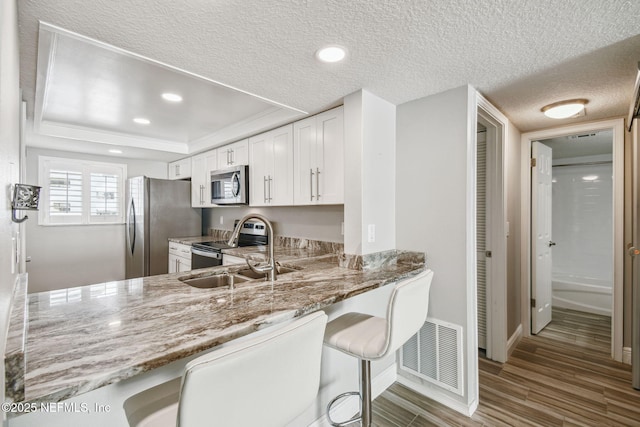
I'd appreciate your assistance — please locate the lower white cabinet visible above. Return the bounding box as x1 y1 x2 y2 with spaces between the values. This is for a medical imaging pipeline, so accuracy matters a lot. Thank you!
169 242 192 273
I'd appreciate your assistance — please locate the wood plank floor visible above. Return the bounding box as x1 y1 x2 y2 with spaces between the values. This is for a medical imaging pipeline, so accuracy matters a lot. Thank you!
360 308 640 426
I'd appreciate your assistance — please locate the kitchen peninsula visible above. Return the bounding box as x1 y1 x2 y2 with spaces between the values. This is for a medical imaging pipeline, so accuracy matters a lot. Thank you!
5 244 425 426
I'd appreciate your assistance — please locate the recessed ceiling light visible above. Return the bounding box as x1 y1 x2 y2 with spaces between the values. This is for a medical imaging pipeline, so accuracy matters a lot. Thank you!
133 117 150 125
108 149 123 154
315 45 347 63
162 92 183 102
582 175 599 181
541 99 588 119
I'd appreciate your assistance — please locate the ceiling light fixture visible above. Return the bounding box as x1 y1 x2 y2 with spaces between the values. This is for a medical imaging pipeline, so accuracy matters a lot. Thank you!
108 149 123 154
315 45 347 63
582 175 599 181
541 99 588 119
162 92 183 102
133 117 150 125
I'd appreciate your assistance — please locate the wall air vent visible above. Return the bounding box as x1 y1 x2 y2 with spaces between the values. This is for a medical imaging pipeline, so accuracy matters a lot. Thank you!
399 318 464 396
628 61 640 132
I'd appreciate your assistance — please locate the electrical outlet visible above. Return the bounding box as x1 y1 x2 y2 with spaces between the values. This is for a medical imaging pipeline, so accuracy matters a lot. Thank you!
367 224 375 243
341 222 344 235
219 216 224 225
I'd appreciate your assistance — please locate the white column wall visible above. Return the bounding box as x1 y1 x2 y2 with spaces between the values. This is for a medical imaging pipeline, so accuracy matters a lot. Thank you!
343 90 396 256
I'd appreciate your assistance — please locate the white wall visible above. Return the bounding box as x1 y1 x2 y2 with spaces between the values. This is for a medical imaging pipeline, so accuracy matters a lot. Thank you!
0 0 21 411
343 90 396 256
25 147 168 293
396 85 478 412
202 205 344 242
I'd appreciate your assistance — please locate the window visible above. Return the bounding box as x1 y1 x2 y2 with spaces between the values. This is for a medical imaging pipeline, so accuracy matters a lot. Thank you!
39 156 127 225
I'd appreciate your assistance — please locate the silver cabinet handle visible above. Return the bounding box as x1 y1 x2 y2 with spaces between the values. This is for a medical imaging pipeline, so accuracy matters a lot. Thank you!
229 149 234 165
263 176 268 203
310 169 314 201
200 184 205 205
175 164 180 177
226 149 231 165
268 175 273 202
316 167 321 200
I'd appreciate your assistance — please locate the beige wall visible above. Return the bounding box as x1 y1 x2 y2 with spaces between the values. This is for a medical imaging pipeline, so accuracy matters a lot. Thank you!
24 147 169 293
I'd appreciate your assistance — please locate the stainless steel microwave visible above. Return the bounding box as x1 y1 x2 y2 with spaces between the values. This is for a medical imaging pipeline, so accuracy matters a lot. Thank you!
211 165 249 205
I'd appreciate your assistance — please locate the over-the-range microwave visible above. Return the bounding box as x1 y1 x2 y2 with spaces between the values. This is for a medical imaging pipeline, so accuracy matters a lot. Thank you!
210 165 249 205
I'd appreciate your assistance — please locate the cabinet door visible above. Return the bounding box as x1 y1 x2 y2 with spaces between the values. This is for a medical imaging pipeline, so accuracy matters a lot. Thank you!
168 253 178 273
169 158 191 180
217 139 249 169
177 257 191 272
191 155 207 207
270 125 294 206
293 116 317 205
316 107 344 204
248 133 270 207
203 151 218 207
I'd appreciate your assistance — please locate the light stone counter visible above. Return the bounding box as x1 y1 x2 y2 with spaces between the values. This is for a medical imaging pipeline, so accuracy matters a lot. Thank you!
6 249 425 408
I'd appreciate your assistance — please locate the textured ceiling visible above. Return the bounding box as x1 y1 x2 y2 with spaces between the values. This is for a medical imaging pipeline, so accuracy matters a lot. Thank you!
17 0 640 159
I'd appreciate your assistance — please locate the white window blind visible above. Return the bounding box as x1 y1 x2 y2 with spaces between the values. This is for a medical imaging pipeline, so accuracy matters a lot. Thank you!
39 156 126 225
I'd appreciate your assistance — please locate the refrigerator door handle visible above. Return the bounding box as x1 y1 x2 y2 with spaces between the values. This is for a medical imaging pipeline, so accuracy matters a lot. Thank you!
127 200 136 255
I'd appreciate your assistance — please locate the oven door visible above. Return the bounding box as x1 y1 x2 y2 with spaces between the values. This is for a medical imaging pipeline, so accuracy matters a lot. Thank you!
191 248 223 269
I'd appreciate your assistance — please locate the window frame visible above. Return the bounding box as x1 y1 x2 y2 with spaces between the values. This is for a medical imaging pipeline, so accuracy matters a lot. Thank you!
38 156 127 226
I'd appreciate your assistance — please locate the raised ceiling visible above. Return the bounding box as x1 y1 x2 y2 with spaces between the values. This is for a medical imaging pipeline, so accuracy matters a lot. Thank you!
17 1 640 160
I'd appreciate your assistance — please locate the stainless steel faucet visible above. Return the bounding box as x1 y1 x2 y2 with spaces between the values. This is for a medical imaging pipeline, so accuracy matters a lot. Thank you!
227 213 277 281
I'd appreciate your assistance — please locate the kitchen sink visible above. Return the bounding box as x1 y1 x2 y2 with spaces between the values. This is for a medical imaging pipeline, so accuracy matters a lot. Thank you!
235 265 299 280
180 273 249 289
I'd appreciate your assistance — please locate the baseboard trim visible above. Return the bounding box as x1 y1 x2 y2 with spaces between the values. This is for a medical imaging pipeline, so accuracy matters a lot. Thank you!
308 363 397 427
395 375 476 416
623 347 631 365
507 324 523 358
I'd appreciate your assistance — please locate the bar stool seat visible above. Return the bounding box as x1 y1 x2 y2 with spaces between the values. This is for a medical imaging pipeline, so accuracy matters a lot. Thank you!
124 311 328 427
323 269 434 427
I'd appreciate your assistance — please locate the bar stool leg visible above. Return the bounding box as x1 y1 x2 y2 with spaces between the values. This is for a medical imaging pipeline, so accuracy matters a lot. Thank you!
360 359 372 427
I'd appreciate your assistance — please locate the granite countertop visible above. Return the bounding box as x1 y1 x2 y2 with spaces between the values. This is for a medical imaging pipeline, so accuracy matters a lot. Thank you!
7 248 425 405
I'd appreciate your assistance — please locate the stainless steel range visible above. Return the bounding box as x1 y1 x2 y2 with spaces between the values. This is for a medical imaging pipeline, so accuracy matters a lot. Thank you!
191 220 267 269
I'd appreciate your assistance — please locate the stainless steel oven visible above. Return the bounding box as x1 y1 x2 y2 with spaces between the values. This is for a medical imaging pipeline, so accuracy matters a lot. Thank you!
211 165 249 205
191 245 223 269
191 219 267 269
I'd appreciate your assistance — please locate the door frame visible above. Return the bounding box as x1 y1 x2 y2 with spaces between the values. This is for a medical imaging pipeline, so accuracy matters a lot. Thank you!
520 118 625 361
477 94 508 363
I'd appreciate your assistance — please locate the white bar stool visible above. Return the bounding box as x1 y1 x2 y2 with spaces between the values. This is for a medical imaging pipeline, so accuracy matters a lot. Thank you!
323 269 434 427
124 311 328 427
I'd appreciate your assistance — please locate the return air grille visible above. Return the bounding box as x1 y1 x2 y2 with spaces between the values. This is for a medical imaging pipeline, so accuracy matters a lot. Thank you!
400 318 464 395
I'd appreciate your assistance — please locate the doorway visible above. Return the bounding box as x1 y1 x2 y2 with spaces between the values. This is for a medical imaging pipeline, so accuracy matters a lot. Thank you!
520 118 625 361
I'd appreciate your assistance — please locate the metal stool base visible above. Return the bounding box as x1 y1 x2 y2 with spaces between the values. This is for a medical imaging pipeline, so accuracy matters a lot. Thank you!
326 359 372 427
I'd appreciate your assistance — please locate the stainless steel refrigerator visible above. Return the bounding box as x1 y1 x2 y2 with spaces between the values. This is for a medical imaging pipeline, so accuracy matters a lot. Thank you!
125 177 201 278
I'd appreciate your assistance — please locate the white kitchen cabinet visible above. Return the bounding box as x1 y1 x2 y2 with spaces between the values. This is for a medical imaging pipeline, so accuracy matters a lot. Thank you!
169 242 192 273
249 124 294 206
293 106 344 205
190 150 217 207
222 254 245 266
168 158 191 180
216 139 249 170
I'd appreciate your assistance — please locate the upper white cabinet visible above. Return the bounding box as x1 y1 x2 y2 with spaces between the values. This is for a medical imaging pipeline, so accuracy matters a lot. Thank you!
168 158 191 180
216 139 249 170
249 124 294 206
191 150 217 207
293 106 344 205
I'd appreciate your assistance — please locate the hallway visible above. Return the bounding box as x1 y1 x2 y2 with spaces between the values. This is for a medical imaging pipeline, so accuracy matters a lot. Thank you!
367 308 639 426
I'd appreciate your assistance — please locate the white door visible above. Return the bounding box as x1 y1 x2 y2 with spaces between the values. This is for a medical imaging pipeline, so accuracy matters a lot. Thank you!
531 141 553 334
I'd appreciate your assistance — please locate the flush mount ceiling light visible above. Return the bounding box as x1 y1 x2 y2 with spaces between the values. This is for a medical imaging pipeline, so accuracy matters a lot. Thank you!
161 92 183 102
541 99 588 119
133 117 151 125
315 45 347 63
